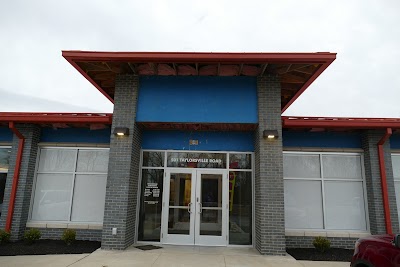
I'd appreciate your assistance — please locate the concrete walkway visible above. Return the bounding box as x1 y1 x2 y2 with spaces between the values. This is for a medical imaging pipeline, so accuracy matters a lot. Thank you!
0 245 351 267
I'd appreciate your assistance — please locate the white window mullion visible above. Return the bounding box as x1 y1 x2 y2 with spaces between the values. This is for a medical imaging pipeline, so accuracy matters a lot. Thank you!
320 153 327 230
360 154 370 232
227 152 230 171
68 148 79 222
163 150 168 169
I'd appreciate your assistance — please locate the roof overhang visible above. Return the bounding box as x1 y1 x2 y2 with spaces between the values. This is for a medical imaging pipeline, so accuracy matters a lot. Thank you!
283 117 400 132
62 51 336 112
2 113 400 132
0 112 112 129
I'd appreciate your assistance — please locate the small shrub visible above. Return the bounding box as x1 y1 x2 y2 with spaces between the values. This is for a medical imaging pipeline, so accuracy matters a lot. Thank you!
24 228 41 245
313 236 331 253
61 229 76 245
0 230 11 244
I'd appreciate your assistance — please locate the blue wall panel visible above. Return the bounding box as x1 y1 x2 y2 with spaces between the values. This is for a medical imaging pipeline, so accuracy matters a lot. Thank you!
137 76 258 123
283 131 362 148
142 130 254 151
391 135 400 149
40 128 111 143
0 127 12 142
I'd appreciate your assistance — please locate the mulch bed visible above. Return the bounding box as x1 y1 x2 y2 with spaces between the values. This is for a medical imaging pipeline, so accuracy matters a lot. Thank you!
287 248 354 262
0 240 101 256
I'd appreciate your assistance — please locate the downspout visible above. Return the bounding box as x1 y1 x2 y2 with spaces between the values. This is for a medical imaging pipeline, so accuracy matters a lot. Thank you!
377 127 392 234
5 122 25 232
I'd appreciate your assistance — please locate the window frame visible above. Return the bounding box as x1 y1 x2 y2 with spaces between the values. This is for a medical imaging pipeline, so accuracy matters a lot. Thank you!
283 151 370 232
28 146 109 224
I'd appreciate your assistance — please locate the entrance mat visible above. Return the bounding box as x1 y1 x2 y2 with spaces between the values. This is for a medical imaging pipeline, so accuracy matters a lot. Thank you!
135 245 162 251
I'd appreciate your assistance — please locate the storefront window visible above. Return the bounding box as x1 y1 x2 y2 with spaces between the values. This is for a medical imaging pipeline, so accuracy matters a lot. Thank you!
284 152 367 231
391 154 400 226
0 147 11 216
229 171 252 245
31 148 109 223
0 147 10 172
138 169 164 241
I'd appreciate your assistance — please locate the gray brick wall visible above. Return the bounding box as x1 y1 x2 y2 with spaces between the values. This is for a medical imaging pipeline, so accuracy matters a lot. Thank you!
362 130 399 234
286 236 357 250
0 124 40 240
32 228 102 241
254 76 285 255
102 75 142 250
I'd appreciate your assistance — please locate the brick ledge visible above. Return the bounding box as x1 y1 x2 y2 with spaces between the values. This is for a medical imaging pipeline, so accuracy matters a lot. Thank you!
285 230 370 238
26 222 103 230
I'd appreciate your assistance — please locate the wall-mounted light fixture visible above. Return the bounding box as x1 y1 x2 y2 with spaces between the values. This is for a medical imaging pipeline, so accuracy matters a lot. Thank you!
113 127 129 136
263 130 279 139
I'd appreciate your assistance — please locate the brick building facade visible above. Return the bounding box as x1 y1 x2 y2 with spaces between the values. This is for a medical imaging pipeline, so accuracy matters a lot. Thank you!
0 52 400 255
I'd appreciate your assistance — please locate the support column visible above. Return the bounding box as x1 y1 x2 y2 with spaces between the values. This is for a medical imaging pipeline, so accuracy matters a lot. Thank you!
362 130 399 234
0 124 40 240
254 76 285 255
102 75 142 250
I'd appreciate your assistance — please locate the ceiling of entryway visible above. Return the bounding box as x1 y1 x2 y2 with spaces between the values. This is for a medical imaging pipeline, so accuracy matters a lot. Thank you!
62 51 336 112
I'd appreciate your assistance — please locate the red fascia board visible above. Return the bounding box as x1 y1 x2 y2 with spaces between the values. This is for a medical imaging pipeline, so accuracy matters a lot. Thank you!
0 113 112 124
62 51 336 64
281 59 335 112
282 117 400 129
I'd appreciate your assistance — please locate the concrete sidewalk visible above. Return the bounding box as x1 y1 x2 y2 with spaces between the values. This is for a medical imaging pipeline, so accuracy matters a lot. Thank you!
0 245 350 267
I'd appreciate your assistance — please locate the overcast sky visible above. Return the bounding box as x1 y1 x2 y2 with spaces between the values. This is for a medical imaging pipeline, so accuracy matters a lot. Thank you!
1 0 399 117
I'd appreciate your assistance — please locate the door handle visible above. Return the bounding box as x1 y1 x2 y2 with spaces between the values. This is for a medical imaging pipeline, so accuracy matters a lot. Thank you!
187 202 192 213
198 203 202 214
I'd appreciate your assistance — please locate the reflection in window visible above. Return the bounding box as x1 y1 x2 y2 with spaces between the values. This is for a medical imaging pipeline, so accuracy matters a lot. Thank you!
229 171 252 245
142 151 164 167
138 169 164 241
77 150 109 172
169 173 191 207
229 154 252 169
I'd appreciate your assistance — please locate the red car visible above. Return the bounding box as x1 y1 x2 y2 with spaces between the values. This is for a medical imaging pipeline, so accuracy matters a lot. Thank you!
351 234 400 267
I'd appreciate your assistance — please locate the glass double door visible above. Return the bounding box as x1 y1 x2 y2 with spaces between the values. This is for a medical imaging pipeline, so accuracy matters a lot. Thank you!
162 169 228 246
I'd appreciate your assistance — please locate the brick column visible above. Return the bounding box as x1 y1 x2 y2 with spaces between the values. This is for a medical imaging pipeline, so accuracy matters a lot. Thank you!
362 130 399 234
0 124 40 240
254 76 285 255
102 75 142 250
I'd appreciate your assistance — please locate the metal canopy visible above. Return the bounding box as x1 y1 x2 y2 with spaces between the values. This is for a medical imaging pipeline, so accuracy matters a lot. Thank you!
62 51 336 112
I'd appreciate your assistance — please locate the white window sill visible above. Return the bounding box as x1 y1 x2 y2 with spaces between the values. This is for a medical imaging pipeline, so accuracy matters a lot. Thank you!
26 222 103 230
285 230 371 238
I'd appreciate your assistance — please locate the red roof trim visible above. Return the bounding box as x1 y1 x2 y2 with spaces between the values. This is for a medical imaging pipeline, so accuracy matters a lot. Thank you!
283 117 400 129
0 113 112 124
3 113 400 129
62 51 336 64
